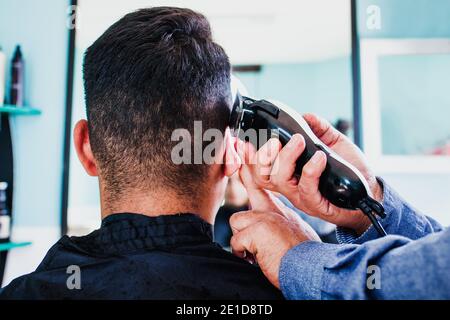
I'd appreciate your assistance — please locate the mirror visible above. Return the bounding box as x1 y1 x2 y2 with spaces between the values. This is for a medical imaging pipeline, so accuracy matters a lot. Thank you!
66 0 353 235
360 39 450 175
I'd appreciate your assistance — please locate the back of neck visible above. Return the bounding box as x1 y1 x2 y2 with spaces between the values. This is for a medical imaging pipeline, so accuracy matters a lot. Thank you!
100 187 216 224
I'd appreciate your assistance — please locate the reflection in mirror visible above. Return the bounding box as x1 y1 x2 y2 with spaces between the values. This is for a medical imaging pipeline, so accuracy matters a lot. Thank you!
360 39 450 160
379 54 450 156
67 0 353 235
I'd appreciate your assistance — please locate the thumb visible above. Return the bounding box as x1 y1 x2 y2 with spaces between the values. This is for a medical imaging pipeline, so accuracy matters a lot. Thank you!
237 140 282 213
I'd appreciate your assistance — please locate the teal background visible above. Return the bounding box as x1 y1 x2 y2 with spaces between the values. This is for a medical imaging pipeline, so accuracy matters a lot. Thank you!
356 0 450 155
236 56 353 128
0 0 69 228
379 54 450 155
357 0 450 38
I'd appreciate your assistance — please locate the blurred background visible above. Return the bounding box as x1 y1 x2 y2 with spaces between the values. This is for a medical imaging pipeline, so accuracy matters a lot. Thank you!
0 0 449 286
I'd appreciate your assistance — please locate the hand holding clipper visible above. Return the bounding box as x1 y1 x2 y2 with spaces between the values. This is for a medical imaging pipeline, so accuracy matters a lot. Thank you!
230 95 386 236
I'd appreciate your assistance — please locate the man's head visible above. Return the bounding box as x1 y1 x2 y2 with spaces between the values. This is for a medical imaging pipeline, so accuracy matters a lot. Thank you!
74 7 240 217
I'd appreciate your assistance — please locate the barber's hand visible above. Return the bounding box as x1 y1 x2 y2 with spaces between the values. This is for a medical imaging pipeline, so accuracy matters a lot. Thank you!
229 142 320 288
238 113 383 235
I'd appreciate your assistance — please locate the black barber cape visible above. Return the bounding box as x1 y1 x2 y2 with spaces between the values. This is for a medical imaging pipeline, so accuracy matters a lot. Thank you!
0 213 283 300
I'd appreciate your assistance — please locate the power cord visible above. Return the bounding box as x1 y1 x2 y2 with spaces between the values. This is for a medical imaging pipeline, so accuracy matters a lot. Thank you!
358 197 387 237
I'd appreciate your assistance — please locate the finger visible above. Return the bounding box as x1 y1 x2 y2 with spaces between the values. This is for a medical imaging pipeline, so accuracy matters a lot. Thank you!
270 134 305 188
241 167 282 212
298 151 328 214
229 211 264 233
230 228 254 258
237 141 259 190
236 139 256 166
303 113 342 147
237 140 284 212
253 138 282 186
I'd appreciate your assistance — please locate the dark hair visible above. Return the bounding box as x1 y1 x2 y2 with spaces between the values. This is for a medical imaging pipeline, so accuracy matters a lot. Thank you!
83 7 231 198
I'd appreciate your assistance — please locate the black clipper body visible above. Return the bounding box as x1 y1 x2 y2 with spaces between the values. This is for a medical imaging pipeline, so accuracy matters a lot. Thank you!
230 94 387 235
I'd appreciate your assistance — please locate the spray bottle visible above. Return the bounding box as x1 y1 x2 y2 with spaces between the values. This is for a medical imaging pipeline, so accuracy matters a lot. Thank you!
10 45 24 106
0 182 11 240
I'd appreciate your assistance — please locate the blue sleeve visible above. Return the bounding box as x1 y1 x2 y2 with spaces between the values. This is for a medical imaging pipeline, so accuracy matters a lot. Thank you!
336 179 443 244
279 181 449 300
279 229 450 299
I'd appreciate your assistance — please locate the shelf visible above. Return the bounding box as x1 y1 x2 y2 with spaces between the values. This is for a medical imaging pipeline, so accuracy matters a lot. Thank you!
0 241 32 252
0 104 41 116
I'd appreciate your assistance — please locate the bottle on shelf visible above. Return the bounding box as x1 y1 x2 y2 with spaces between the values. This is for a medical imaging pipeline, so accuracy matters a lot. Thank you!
0 182 11 241
10 45 24 107
0 45 6 106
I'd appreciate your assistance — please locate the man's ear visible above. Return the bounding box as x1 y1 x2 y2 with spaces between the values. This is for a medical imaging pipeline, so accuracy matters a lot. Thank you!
223 127 241 177
73 119 98 176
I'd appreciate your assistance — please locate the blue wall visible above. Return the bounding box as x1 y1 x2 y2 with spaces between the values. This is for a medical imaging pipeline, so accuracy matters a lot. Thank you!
237 57 354 128
356 0 450 155
379 54 450 155
357 0 450 38
0 0 69 228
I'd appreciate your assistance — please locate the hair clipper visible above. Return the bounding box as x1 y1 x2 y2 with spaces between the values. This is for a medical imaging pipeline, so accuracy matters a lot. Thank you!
229 94 387 236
